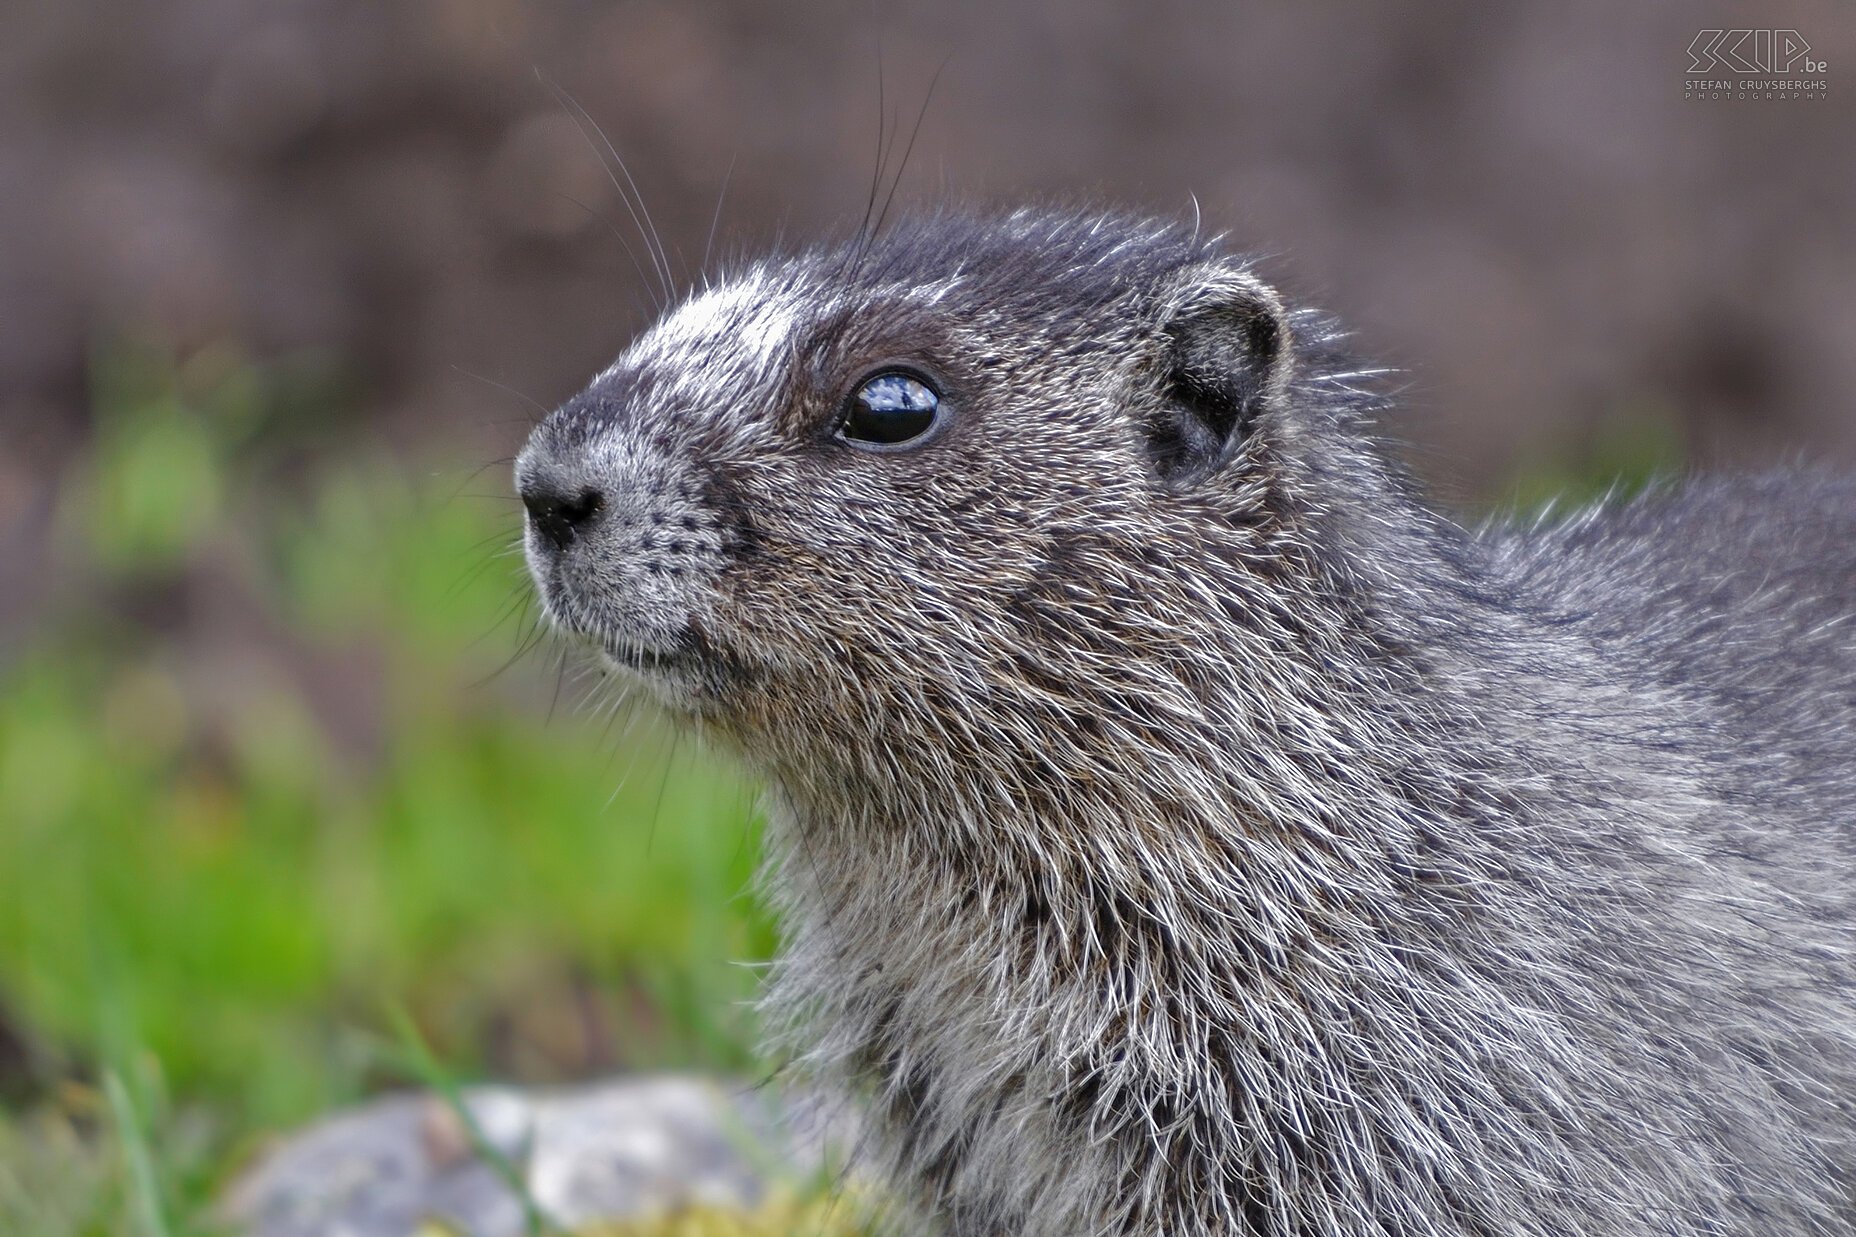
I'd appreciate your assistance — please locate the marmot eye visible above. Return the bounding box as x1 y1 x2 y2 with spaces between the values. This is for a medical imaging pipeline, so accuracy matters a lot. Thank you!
838 371 942 448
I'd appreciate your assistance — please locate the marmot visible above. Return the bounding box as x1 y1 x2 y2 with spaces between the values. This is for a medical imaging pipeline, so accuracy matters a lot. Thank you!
517 207 1856 1236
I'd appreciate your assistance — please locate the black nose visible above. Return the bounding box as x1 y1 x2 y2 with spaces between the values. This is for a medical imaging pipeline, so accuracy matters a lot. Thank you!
521 483 605 551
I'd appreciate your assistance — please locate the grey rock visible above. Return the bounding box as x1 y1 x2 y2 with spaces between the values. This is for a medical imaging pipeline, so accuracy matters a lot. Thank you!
222 1075 861 1237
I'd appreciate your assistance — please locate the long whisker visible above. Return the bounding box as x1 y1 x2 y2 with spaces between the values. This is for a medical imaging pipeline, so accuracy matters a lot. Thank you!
452 366 553 423
472 598 551 687
539 71 676 311
553 189 665 319
546 639 571 724
871 53 950 248
702 152 739 286
858 17 889 252
447 532 524 604
438 454 520 509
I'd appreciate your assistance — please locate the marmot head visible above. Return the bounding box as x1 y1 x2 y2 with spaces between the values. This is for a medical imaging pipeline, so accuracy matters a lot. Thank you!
518 208 1387 807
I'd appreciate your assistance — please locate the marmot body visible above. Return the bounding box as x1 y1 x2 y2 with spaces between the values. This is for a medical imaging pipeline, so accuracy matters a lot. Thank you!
518 208 1856 1236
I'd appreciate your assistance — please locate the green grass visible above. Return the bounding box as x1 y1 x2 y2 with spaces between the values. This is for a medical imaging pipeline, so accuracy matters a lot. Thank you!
0 343 777 1233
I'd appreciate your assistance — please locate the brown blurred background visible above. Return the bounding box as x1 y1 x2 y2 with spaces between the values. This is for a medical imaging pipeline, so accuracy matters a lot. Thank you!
2 0 1853 645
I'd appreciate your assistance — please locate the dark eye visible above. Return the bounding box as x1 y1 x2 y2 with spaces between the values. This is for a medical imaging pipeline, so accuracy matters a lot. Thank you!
837 371 942 448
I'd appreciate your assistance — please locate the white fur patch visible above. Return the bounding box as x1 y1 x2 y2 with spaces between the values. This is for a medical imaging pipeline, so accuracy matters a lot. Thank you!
611 272 802 392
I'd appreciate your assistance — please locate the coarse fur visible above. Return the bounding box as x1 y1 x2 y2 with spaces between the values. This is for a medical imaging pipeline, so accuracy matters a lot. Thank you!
517 206 1856 1236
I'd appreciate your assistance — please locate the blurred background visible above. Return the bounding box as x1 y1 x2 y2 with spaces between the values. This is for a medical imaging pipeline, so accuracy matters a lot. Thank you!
1 0 1852 1229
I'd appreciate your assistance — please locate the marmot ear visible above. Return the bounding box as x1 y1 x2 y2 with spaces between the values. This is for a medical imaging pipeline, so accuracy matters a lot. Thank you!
1145 263 1295 483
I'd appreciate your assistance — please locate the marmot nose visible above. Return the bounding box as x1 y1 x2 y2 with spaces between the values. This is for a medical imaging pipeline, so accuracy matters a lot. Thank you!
521 482 606 551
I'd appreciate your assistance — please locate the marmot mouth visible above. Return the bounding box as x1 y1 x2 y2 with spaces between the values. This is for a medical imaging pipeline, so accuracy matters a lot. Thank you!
601 640 701 674
536 578 713 680
598 625 731 682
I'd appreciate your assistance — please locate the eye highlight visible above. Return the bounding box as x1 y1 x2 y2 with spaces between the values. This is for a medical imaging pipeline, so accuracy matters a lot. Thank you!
837 370 943 448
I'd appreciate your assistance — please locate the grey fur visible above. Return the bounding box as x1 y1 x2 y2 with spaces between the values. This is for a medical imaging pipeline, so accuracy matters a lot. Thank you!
517 207 1856 1236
